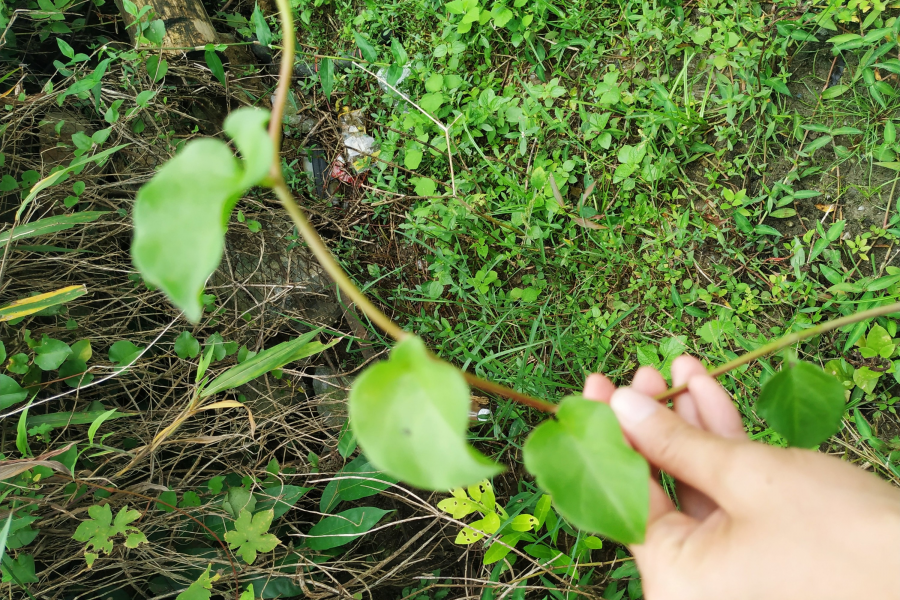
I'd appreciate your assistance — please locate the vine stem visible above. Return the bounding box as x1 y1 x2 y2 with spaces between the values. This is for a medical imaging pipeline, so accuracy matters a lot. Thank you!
265 0 555 413
653 301 900 402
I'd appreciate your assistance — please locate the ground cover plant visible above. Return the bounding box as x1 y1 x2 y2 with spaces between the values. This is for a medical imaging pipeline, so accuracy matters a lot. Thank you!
2 0 900 597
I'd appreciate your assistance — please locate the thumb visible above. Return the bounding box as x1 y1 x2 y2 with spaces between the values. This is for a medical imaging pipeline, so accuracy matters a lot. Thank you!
610 387 741 505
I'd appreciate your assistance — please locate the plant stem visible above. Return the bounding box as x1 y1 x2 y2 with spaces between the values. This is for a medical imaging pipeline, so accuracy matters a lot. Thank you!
271 181 409 341
654 301 900 401
267 0 294 157
264 0 558 414
463 372 557 413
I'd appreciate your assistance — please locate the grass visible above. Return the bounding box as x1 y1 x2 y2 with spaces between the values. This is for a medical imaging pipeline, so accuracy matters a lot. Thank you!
2 0 900 596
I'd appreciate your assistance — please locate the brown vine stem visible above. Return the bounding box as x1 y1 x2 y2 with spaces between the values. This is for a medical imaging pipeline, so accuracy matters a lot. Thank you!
266 0 555 413
654 301 900 402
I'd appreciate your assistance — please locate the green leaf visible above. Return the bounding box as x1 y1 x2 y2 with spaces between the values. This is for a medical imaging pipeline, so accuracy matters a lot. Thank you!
801 135 832 155
319 455 396 513
145 55 168 81
223 488 256 519
853 366 882 394
320 58 334 99
349 336 503 490
483 533 524 564
858 324 895 359
157 490 177 513
412 177 437 196
224 509 281 564
419 92 445 114
756 361 845 447
305 507 391 550
72 504 147 562
0 375 27 410
109 340 142 366
0 209 98 248
175 564 220 600
769 208 796 218
132 108 271 322
523 396 649 545
205 48 226 85
425 73 443 92
353 31 378 63
1 552 38 584
390 38 408 66
251 3 272 46
821 85 848 99
201 329 332 397
254 484 310 519
26 409 136 432
87 409 118 445
337 421 357 458
59 357 93 387
404 147 423 170
34 336 71 371
16 400 31 456
175 331 200 359
223 108 273 191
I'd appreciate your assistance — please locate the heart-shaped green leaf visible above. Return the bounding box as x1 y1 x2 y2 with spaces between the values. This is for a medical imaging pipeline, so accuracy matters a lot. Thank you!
523 396 649 544
349 336 503 490
756 361 845 448
132 108 272 322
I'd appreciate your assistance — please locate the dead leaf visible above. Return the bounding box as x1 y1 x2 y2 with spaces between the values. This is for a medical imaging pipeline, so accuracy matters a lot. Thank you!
569 215 607 230
815 204 837 214
0 459 70 482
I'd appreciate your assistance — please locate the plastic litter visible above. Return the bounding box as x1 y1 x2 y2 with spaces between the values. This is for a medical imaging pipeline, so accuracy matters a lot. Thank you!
375 65 411 95
337 108 379 175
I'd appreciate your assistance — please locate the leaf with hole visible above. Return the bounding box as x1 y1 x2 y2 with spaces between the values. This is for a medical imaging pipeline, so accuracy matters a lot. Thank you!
756 361 845 447
305 507 391 550
132 108 272 322
349 336 503 490
225 509 280 564
523 396 649 544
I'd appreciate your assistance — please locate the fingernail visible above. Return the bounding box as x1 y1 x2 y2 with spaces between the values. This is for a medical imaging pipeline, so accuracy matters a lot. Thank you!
610 388 660 426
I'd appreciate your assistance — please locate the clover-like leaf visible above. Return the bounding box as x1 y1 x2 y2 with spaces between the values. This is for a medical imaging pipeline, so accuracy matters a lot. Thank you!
757 361 845 447
132 108 272 322
349 336 502 490
224 509 280 564
523 396 649 545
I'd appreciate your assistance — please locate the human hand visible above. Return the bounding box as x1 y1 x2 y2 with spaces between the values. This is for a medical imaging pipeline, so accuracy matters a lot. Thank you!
583 355 900 600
